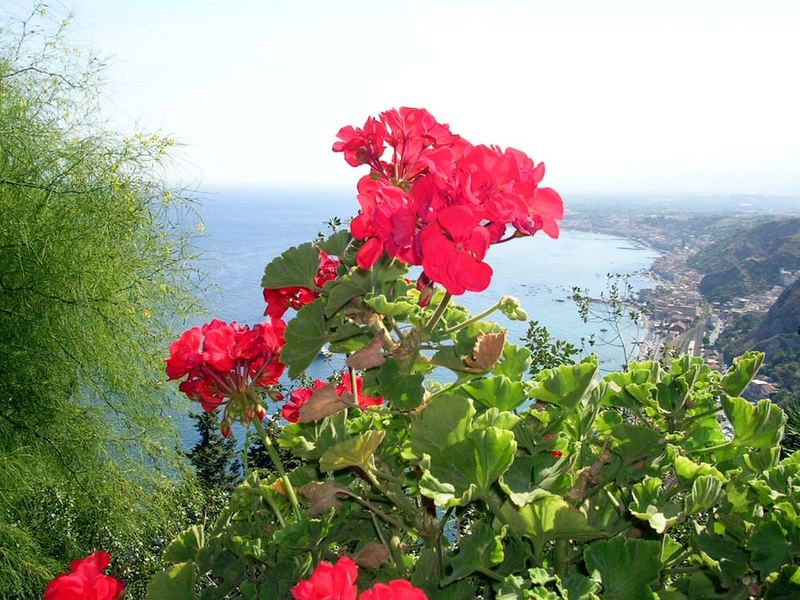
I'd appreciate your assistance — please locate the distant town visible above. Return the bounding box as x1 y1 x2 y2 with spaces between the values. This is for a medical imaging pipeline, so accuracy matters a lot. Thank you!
566 199 800 402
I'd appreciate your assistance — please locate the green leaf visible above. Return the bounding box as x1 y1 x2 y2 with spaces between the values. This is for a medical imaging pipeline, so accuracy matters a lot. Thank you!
365 294 419 319
278 412 347 460
602 373 657 411
281 300 328 378
559 574 601 599
661 534 684 565
325 273 370 316
765 565 800 599
610 423 664 468
163 525 204 563
493 343 532 380
720 351 764 397
441 522 505 586
146 562 196 600
430 346 479 373
262 242 321 289
474 408 521 431
684 475 723 515
693 532 750 588
420 427 517 507
655 374 691 414
499 454 569 505
584 538 661 600
376 358 424 410
747 520 792 578
624 382 659 411
464 375 527 411
722 395 785 450
324 258 407 316
497 493 603 555
320 430 386 473
423 580 478 599
674 455 725 482
629 477 680 534
405 395 475 460
529 356 598 411
317 229 351 257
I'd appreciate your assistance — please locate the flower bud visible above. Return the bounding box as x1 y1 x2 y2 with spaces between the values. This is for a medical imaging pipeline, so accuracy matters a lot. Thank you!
255 405 267 420
220 419 231 438
499 295 528 321
245 409 255 422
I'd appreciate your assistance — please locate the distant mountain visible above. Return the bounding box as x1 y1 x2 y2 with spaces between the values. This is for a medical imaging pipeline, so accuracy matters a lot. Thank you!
747 277 800 355
716 277 800 406
688 217 800 303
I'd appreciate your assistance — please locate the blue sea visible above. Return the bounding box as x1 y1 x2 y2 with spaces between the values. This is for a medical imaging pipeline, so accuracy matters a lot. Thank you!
176 188 659 445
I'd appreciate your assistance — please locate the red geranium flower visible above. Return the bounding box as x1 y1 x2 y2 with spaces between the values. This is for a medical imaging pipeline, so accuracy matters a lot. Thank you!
338 373 383 409
202 321 240 372
351 177 419 270
291 556 359 600
166 318 286 432
359 580 428 600
44 551 124 600
291 557 427 600
419 205 492 295
282 380 326 423
263 286 318 319
513 186 564 239
333 116 387 169
333 107 564 297
264 251 340 317
165 327 204 380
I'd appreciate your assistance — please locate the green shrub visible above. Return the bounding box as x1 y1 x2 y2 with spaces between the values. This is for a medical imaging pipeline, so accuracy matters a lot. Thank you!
0 7 203 597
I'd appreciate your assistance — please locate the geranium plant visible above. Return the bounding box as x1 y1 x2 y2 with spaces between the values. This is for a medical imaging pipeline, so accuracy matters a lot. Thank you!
147 108 800 599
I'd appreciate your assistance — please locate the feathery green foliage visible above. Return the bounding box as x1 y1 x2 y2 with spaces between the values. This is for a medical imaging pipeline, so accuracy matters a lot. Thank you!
0 6 203 597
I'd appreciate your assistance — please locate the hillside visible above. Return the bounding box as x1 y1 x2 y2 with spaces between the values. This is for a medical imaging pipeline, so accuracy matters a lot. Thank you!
749 277 800 347
716 278 800 405
688 217 800 303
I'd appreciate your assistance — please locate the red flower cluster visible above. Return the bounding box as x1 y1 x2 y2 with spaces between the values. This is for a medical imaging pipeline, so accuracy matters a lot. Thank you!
263 250 340 318
291 557 426 600
333 107 563 295
282 374 384 423
44 551 124 600
166 318 285 431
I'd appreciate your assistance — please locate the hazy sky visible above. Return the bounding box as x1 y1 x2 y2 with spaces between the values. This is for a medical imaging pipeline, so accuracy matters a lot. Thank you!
45 1 800 194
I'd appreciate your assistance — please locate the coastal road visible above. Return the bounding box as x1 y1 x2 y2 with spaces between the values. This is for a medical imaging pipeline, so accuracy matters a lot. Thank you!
678 318 708 356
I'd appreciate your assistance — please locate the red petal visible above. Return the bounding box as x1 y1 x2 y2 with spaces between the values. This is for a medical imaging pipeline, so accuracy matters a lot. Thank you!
531 187 564 219
436 205 480 242
356 238 384 270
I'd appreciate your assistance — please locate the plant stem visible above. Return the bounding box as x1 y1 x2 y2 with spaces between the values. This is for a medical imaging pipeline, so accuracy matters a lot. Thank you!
442 300 502 335
435 506 454 578
364 468 420 525
349 366 359 406
424 292 452 332
692 440 732 456
338 489 412 533
425 375 480 403
242 429 250 477
684 406 722 424
263 490 286 528
253 416 302 521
